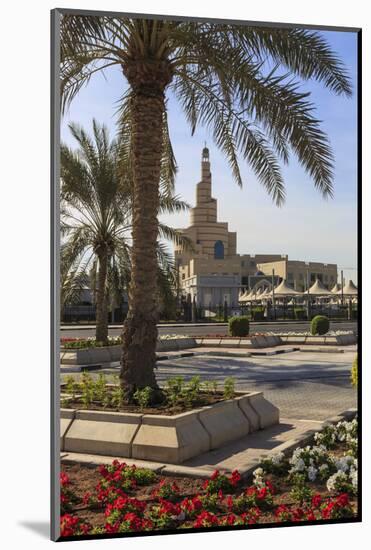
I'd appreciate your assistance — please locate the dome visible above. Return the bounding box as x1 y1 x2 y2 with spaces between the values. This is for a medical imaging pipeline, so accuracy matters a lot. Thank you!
254 270 265 276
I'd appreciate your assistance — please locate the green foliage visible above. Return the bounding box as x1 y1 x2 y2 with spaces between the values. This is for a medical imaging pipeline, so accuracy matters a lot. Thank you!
229 316 250 337
310 315 330 335
133 387 153 410
111 376 125 409
351 354 358 388
182 376 201 406
290 478 314 505
294 308 306 320
81 372 94 408
65 375 78 399
62 337 121 349
93 373 108 403
223 377 235 400
165 376 184 407
251 307 265 321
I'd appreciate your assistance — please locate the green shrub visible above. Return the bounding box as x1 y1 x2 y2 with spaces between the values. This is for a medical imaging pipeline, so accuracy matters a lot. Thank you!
182 376 201 406
294 308 306 320
251 307 265 321
228 316 250 337
165 376 184 407
223 377 235 400
351 354 358 387
310 315 330 335
133 387 153 410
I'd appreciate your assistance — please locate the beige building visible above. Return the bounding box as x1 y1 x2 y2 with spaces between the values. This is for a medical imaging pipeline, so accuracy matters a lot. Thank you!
175 147 337 306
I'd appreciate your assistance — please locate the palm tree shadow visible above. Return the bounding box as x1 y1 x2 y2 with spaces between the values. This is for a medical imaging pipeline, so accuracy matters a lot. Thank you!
18 521 50 539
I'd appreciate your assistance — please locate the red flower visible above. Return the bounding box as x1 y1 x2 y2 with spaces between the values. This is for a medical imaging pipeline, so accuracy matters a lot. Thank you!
60 472 70 487
311 494 322 508
257 487 268 500
193 511 219 528
226 495 234 509
337 493 350 507
321 501 335 519
211 470 220 480
292 507 304 522
230 470 241 486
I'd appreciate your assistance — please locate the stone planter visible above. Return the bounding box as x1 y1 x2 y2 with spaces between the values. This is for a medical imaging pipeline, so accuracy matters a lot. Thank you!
61 337 198 365
61 391 280 464
198 399 250 449
63 410 142 457
131 410 210 463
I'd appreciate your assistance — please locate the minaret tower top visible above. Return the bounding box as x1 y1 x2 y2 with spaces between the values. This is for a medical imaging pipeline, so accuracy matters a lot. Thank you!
191 146 216 224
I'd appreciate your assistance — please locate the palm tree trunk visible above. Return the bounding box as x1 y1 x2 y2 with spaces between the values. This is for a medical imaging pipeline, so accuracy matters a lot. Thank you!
120 88 166 397
95 250 108 344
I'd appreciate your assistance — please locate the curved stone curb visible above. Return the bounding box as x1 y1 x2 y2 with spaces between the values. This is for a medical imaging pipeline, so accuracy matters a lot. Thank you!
259 408 357 463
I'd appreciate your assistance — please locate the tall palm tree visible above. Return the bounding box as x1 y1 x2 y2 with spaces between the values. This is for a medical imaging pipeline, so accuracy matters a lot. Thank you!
61 16 352 397
61 119 190 344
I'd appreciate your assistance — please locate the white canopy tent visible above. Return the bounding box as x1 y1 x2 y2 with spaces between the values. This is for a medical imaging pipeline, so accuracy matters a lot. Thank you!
268 279 302 297
337 280 358 296
307 279 332 296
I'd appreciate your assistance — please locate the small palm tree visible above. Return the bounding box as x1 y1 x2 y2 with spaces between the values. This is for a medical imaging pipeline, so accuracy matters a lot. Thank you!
61 119 190 344
61 16 352 396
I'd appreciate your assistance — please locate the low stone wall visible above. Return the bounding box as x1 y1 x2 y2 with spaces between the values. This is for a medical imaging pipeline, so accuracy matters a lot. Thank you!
61 337 198 365
196 333 357 348
61 391 280 464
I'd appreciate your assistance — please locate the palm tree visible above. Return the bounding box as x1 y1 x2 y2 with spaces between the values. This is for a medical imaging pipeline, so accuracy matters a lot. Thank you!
61 119 190 344
61 16 352 396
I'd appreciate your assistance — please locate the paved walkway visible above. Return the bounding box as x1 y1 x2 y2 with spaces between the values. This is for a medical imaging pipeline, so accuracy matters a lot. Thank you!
61 347 357 423
61 347 357 477
154 348 357 421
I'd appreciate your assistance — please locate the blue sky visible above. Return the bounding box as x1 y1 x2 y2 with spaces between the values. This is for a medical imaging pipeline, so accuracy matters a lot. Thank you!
61 28 358 284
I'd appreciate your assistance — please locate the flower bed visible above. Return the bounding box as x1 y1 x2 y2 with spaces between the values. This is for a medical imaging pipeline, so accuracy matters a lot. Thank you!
59 418 358 537
61 373 236 414
61 334 192 350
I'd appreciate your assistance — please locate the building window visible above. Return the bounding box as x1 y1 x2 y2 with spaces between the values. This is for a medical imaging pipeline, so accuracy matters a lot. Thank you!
196 239 200 244
241 261 245 267
250 260 255 267
288 272 293 280
214 240 224 259
299 273 304 280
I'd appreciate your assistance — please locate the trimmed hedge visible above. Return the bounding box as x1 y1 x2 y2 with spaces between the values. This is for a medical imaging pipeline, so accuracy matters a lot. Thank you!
310 315 330 335
229 316 250 337
294 308 306 320
351 354 358 388
251 307 265 321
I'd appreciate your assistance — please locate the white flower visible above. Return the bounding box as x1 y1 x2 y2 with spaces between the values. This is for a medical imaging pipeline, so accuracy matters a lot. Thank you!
350 469 358 490
271 452 284 465
326 471 348 493
307 466 318 482
290 458 305 472
335 455 354 473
